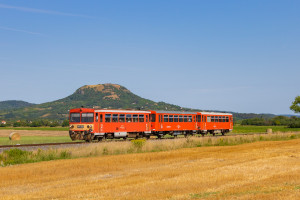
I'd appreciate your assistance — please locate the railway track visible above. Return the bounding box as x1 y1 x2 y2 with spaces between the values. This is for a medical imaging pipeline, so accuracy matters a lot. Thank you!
0 132 277 149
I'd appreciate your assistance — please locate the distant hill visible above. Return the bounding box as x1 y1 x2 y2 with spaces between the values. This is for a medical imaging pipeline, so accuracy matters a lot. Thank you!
0 100 35 111
0 84 187 121
0 83 278 121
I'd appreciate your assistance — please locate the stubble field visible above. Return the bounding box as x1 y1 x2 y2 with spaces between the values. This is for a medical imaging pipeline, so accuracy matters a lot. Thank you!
0 138 299 200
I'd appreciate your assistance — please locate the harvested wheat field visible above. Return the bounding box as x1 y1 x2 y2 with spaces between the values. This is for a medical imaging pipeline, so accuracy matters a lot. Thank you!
1 139 300 200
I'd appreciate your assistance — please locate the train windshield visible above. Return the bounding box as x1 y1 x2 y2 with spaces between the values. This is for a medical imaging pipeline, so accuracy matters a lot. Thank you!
81 113 94 122
70 113 80 122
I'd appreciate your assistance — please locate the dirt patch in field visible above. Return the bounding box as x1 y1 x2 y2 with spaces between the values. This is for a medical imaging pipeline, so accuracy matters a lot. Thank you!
0 129 68 137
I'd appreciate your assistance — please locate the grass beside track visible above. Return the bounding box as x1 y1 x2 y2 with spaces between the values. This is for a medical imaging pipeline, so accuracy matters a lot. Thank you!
1 132 300 167
232 125 300 133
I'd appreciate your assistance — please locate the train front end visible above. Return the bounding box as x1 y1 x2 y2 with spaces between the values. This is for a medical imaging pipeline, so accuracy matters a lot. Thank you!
69 108 95 141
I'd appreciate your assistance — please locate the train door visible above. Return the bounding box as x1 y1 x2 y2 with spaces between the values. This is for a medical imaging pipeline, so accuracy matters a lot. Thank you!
197 114 201 130
159 114 163 130
202 115 207 130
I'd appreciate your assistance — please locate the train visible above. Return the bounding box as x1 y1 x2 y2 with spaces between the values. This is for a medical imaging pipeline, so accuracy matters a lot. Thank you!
69 108 233 142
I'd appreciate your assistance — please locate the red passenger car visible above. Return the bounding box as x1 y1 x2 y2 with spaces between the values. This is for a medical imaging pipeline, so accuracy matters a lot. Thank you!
69 108 151 141
150 111 198 138
196 112 233 136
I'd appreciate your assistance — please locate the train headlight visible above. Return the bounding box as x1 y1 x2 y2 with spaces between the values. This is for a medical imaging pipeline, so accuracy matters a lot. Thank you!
70 125 74 128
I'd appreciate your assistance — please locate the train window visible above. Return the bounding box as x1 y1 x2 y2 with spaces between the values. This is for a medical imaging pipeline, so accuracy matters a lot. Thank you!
164 115 168 122
197 115 201 122
226 116 229 122
70 113 80 122
219 116 222 122
169 115 174 122
188 116 192 122
82 113 94 122
207 116 211 122
151 114 156 122
215 116 218 122
100 114 103 122
146 115 149 122
126 114 132 122
211 116 215 122
133 115 138 122
119 114 125 122
96 113 98 122
184 116 188 122
139 115 144 122
159 115 161 122
174 115 178 122
193 116 195 122
112 114 118 122
105 114 111 122
179 115 183 122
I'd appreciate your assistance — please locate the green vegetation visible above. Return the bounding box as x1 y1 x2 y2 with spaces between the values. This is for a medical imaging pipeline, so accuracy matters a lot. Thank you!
240 115 300 128
0 148 71 166
232 125 300 133
0 100 34 111
1 132 300 167
0 127 68 131
0 136 72 145
290 96 300 113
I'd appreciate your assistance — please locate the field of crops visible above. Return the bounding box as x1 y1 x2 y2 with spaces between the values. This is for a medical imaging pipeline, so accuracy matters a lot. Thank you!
0 138 299 199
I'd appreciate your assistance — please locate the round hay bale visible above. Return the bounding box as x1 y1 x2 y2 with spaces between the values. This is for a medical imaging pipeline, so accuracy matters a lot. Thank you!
9 132 21 140
266 128 273 134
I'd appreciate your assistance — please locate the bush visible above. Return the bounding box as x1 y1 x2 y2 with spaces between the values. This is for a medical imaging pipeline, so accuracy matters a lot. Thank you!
131 139 146 150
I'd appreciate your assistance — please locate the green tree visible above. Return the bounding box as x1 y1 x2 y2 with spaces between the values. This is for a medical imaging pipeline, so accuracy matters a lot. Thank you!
290 96 300 113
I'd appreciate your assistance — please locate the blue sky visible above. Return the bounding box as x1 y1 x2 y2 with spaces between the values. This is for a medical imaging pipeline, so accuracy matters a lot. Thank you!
0 0 299 115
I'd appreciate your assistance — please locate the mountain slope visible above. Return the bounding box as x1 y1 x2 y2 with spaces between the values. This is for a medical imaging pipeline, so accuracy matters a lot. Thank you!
0 84 186 120
0 100 35 111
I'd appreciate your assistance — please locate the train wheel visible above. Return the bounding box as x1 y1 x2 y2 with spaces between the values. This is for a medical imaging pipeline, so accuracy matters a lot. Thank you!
75 133 81 140
201 133 205 137
146 135 150 140
70 134 76 141
85 134 92 142
123 137 127 141
212 132 215 136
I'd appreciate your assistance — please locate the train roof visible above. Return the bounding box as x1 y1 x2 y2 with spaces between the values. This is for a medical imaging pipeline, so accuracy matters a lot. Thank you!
153 110 197 115
200 112 233 116
94 109 151 114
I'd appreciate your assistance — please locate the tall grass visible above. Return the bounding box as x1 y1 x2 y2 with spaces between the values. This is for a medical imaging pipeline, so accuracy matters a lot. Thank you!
1 132 300 167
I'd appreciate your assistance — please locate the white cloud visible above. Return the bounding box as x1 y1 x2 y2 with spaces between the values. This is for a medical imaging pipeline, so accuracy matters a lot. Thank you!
0 26 42 35
0 3 92 18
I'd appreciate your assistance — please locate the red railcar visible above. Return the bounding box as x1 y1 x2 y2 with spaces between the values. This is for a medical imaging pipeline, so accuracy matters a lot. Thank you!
196 112 233 136
69 108 233 141
150 111 198 138
69 108 151 141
